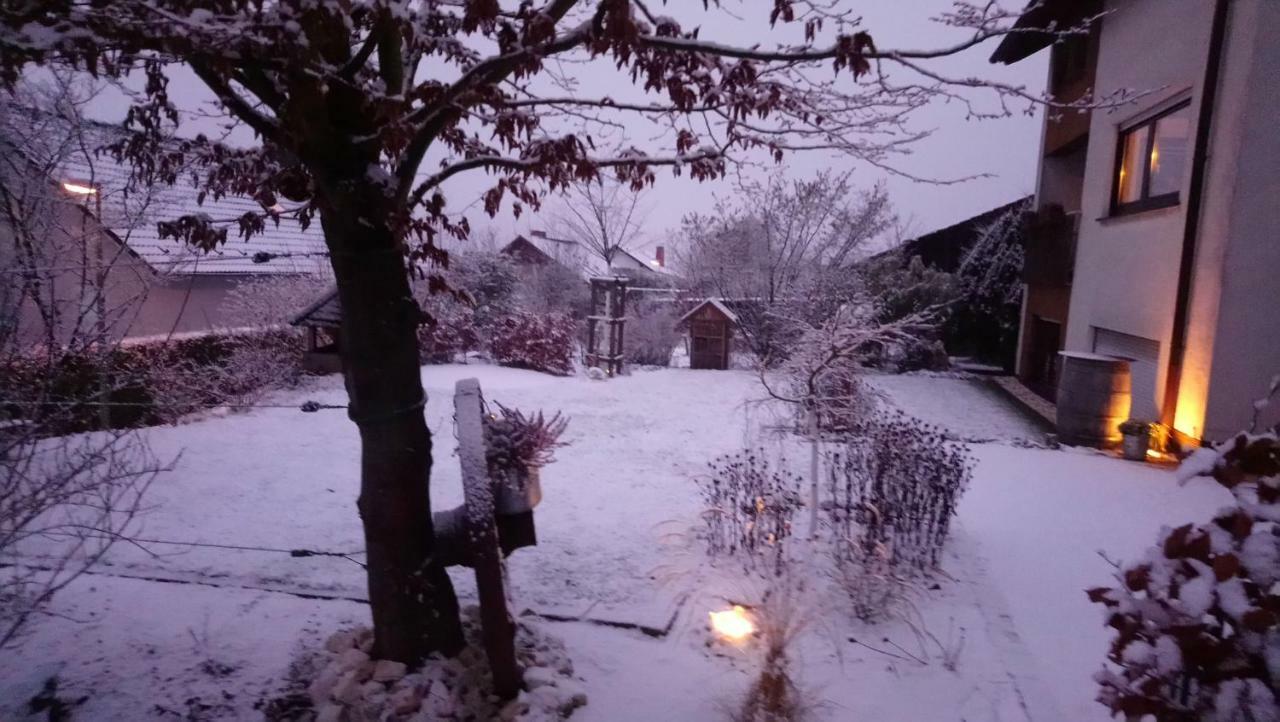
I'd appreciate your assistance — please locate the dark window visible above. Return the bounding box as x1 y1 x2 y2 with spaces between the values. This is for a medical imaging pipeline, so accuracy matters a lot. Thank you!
1050 35 1090 92
1111 101 1192 214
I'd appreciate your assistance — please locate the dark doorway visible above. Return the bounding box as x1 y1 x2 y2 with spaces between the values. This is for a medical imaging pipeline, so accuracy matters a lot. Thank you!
1027 316 1063 400
690 320 728 370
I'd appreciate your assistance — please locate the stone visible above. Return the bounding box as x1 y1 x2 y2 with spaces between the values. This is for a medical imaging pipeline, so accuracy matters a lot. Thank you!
522 666 557 690
499 699 530 721
371 659 407 683
389 686 421 715
526 685 560 711
308 666 343 706
352 660 376 683
393 673 425 694
335 648 369 672
314 702 345 722
332 670 365 706
358 690 387 719
566 691 588 712
324 630 357 653
355 627 375 654
420 689 456 719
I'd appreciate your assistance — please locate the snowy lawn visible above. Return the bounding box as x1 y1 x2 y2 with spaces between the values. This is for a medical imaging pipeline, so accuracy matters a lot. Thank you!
1 366 1234 721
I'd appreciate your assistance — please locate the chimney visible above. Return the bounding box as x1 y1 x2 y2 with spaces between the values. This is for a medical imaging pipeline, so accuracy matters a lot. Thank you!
654 246 665 268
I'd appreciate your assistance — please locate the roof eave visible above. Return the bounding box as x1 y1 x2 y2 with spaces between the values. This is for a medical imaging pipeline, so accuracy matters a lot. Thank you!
988 0 1095 65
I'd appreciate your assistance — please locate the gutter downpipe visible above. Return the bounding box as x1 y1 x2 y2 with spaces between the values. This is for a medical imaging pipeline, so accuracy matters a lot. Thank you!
1160 0 1231 442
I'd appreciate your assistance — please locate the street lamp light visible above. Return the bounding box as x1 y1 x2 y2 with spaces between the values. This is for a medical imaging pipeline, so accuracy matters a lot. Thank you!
61 181 98 196
61 178 111 428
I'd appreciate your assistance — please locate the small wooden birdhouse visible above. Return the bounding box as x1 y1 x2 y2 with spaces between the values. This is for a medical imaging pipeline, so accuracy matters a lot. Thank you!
678 299 737 370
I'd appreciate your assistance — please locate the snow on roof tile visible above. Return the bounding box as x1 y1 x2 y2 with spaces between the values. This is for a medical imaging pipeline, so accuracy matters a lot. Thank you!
678 298 738 324
4 108 326 277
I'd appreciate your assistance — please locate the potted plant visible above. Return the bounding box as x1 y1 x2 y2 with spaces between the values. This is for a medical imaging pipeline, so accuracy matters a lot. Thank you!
483 403 569 514
1118 419 1153 461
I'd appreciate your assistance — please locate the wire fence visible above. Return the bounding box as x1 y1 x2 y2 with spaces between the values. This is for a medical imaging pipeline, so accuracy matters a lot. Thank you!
21 529 367 568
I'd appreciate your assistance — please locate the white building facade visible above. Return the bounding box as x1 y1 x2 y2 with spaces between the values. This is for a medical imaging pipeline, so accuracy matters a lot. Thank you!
995 0 1280 442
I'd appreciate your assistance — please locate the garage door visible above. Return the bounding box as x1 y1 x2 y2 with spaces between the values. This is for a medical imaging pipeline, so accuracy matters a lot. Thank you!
1093 328 1161 420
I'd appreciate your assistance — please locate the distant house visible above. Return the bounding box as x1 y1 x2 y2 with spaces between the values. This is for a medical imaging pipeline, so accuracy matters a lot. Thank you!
0 112 327 344
499 230 672 284
991 0 1280 442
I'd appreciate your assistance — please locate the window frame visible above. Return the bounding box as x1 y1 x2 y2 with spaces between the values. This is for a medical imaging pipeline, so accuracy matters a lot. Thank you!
1110 99 1192 216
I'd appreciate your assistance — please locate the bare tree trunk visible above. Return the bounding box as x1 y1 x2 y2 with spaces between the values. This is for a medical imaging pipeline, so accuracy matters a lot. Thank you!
320 195 464 664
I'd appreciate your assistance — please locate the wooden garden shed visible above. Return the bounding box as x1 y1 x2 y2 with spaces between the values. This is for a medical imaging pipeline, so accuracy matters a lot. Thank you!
678 299 737 370
290 286 343 375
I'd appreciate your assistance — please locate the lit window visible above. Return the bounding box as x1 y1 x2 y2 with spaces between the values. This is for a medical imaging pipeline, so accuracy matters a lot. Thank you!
1112 101 1191 214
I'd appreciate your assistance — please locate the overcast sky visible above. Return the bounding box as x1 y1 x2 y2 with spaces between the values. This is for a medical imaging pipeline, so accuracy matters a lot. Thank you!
71 1 1048 259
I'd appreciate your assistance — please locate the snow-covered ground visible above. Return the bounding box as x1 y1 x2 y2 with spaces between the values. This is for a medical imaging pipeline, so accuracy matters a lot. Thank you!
1 365 1233 720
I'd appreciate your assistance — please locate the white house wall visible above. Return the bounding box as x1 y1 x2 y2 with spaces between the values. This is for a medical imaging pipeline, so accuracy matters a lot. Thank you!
1065 0 1214 423
1196 0 1280 439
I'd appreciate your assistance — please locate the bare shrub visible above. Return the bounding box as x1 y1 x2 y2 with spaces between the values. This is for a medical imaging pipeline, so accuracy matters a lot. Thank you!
699 450 804 578
808 363 880 434
626 300 679 367
733 583 816 722
1 77 163 647
824 413 972 574
835 545 908 624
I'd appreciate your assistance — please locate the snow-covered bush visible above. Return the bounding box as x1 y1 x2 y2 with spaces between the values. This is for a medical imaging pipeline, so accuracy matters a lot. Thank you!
1089 426 1280 721
417 297 480 363
859 254 956 371
221 272 332 328
699 450 805 578
625 300 680 367
824 413 972 573
515 261 591 319
141 328 306 420
490 312 576 376
0 329 304 431
945 201 1027 369
447 252 520 330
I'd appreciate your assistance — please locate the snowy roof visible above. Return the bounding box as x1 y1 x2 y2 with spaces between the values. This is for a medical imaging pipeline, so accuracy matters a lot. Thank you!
502 231 669 280
1 108 326 277
678 298 738 325
290 286 342 328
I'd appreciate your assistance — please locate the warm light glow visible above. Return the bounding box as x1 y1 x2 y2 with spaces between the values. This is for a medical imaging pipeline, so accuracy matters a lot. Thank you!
1174 400 1205 442
61 181 97 196
1173 379 1208 442
709 605 755 642
649 259 660 266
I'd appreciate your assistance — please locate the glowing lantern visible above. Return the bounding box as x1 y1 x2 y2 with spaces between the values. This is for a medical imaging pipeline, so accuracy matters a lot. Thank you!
61 181 97 196
709 605 755 642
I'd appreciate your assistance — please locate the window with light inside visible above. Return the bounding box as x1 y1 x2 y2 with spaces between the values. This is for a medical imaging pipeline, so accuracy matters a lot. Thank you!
1112 101 1192 214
